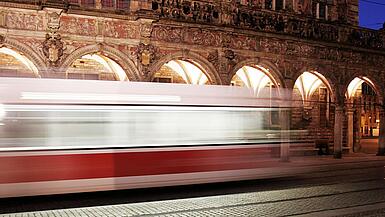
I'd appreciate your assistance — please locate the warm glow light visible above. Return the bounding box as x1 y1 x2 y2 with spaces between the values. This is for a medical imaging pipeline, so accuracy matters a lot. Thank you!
82 54 128 81
0 47 39 77
165 60 208 85
347 77 376 99
235 66 273 96
347 77 364 98
294 71 324 102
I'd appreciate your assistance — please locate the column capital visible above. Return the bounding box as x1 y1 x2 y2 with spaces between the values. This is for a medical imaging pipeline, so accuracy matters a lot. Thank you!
346 107 355 114
335 105 344 112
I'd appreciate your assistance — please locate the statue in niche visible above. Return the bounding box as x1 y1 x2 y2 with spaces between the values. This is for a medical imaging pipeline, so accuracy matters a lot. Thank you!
298 0 311 15
337 0 348 23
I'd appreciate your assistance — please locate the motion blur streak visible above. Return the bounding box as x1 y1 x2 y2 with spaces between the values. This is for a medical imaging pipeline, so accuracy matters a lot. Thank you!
0 78 295 198
21 92 181 102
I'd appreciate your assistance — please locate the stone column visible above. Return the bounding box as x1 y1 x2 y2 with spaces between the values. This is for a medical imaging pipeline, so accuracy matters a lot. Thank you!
280 109 291 162
279 84 293 162
334 105 344 158
347 106 354 153
377 107 385 155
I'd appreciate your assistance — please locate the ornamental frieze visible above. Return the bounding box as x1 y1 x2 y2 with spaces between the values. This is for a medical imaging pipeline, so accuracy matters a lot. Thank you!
60 16 97 36
152 26 183 43
184 28 221 47
151 0 384 50
151 24 384 68
104 21 139 39
229 35 256 50
6 12 44 31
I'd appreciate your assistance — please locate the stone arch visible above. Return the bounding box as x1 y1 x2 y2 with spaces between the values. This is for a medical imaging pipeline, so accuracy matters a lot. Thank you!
2 37 47 77
343 71 385 154
293 65 336 103
344 72 384 105
229 58 286 88
290 66 337 143
149 50 222 85
60 44 140 81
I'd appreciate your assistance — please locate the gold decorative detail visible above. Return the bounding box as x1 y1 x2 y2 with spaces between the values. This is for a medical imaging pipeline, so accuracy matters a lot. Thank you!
136 43 156 66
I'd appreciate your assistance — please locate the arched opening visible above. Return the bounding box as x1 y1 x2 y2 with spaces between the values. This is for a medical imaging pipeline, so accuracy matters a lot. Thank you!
66 53 128 81
346 77 379 153
231 65 281 129
231 65 280 96
152 59 209 84
292 71 333 146
0 47 39 78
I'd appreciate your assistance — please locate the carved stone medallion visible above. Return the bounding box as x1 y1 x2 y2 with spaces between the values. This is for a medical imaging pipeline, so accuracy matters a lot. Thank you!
136 43 156 66
42 33 64 65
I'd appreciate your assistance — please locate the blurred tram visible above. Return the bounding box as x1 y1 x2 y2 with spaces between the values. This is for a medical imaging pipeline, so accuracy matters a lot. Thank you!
0 78 291 198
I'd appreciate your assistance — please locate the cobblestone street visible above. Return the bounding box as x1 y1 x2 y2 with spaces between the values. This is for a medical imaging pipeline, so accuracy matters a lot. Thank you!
1 180 385 217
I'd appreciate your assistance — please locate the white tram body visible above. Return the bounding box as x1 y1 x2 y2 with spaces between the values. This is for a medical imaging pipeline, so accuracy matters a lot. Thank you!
0 78 292 198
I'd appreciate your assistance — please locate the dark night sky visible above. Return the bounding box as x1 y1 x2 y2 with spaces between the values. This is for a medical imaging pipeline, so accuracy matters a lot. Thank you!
359 0 385 29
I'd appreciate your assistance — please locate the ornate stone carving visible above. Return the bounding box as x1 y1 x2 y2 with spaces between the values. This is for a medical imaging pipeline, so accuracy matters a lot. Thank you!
47 12 60 32
6 12 44 31
139 19 154 38
224 49 235 61
184 28 221 47
206 50 218 67
0 35 5 45
104 21 139 39
152 0 384 50
136 43 157 66
152 26 183 43
42 33 64 65
60 16 97 36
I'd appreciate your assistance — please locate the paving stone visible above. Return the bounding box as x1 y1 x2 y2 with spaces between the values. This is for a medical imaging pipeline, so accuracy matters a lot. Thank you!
1 180 385 217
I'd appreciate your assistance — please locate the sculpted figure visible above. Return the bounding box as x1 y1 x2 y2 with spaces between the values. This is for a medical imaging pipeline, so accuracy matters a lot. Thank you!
298 0 311 15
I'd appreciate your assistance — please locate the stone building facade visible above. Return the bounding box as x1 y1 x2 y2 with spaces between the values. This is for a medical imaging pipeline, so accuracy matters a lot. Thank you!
0 0 384 158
